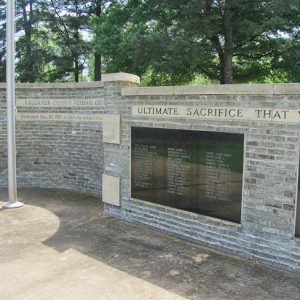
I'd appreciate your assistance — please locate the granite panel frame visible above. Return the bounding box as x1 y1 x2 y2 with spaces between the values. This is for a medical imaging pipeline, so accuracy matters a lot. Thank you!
131 127 244 223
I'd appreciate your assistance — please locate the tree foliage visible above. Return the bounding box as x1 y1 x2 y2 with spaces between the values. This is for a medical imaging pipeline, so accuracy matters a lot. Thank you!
0 1 299 84
16 0 52 82
1 0 106 82
280 31 300 82
42 0 92 82
0 1 6 81
94 0 300 85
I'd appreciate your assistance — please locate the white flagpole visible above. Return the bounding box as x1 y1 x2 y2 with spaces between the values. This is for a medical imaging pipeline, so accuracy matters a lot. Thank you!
3 0 23 208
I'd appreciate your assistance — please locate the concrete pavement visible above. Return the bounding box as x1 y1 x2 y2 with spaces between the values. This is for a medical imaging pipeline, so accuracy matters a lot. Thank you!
0 188 299 300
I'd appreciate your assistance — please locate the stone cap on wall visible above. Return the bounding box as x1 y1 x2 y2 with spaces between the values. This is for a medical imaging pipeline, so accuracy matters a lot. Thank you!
0 72 140 89
122 83 300 96
101 72 140 84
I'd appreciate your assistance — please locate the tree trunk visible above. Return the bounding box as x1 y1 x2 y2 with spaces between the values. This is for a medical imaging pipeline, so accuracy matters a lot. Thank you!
209 36 226 84
223 0 233 84
74 0 80 82
94 0 102 81
21 0 35 82
74 57 79 82
94 53 101 81
219 54 226 84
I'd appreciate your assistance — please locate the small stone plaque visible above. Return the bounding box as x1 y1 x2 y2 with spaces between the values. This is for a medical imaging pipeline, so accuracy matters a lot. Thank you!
102 174 120 206
102 114 121 144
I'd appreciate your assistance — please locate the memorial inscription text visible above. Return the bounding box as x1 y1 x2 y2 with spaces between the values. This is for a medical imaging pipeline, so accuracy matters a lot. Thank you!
132 106 300 123
131 127 244 223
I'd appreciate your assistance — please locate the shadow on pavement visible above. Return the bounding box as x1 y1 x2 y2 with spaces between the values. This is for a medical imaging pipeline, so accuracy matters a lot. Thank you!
5 188 300 300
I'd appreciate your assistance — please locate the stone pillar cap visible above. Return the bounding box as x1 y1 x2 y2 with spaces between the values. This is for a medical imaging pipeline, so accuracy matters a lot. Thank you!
102 72 140 84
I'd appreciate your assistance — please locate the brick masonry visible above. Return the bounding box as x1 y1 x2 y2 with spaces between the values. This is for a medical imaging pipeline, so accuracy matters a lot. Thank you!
0 82 105 194
0 73 139 195
103 82 300 273
1 75 300 273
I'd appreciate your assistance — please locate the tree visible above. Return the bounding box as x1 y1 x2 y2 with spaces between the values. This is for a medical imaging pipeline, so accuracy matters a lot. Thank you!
18 0 35 82
43 0 91 82
94 1 149 78
14 0 56 83
0 0 298 84
43 0 109 82
16 0 50 82
1 0 106 83
0 1 6 82
280 32 300 82
1 0 48 83
94 0 300 84
89 0 103 81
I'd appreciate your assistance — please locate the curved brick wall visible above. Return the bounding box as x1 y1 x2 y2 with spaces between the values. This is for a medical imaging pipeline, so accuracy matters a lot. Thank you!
1 75 300 273
0 73 139 195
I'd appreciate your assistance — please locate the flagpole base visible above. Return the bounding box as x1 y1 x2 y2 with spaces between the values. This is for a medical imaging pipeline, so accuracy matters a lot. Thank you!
3 201 24 209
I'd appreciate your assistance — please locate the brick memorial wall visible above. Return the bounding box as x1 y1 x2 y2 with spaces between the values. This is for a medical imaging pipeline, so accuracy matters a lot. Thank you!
0 73 139 194
102 82 300 273
1 73 300 273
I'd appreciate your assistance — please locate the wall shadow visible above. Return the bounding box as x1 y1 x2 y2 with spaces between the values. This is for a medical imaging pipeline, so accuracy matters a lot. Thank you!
14 188 300 300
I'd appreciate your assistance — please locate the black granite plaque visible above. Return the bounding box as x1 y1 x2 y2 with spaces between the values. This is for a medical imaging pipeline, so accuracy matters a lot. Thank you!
131 127 244 223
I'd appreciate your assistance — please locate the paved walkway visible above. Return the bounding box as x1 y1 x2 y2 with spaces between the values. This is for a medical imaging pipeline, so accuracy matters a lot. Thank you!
0 188 299 300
